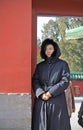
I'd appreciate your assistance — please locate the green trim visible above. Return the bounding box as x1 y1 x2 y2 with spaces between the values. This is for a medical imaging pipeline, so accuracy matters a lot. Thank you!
65 26 83 40
70 72 83 80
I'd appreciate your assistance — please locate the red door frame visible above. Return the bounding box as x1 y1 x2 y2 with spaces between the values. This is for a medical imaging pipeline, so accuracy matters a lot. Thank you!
32 0 83 95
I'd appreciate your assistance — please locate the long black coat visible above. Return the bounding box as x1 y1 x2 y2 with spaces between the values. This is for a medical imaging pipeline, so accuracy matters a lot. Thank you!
32 57 71 130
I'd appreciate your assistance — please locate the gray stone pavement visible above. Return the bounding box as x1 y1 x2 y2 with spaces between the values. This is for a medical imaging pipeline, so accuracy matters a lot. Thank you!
70 97 83 130
0 94 31 130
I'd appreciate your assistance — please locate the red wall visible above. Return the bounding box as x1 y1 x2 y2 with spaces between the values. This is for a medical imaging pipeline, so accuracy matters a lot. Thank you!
0 0 83 93
0 0 32 93
33 0 83 16
72 81 83 96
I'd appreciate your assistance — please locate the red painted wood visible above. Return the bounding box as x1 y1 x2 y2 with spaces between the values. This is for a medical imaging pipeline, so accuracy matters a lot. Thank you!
33 0 83 16
72 81 83 96
0 0 83 93
0 0 32 93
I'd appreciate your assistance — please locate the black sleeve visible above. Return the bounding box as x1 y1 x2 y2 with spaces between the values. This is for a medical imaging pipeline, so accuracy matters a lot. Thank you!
32 65 44 98
49 62 70 97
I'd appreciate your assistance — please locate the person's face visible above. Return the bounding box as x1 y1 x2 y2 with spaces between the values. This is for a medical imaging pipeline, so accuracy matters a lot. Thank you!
45 44 54 57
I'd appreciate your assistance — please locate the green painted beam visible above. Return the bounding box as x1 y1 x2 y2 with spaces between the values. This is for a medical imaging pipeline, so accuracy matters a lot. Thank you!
65 26 83 40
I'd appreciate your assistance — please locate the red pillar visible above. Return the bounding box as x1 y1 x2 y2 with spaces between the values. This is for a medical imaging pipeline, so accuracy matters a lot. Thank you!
0 0 32 93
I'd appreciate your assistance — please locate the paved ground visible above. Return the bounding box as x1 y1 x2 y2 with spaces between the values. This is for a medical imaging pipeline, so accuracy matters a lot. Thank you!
70 97 83 130
0 94 31 130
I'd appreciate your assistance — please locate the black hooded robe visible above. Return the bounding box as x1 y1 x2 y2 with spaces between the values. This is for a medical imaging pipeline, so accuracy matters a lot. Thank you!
32 44 71 130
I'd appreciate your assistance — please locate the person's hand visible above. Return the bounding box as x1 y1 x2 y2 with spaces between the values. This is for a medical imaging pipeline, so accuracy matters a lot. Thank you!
41 93 49 101
45 91 52 98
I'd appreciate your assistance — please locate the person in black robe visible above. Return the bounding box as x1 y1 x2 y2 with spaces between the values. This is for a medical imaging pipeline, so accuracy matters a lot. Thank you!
78 102 83 127
31 38 71 130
